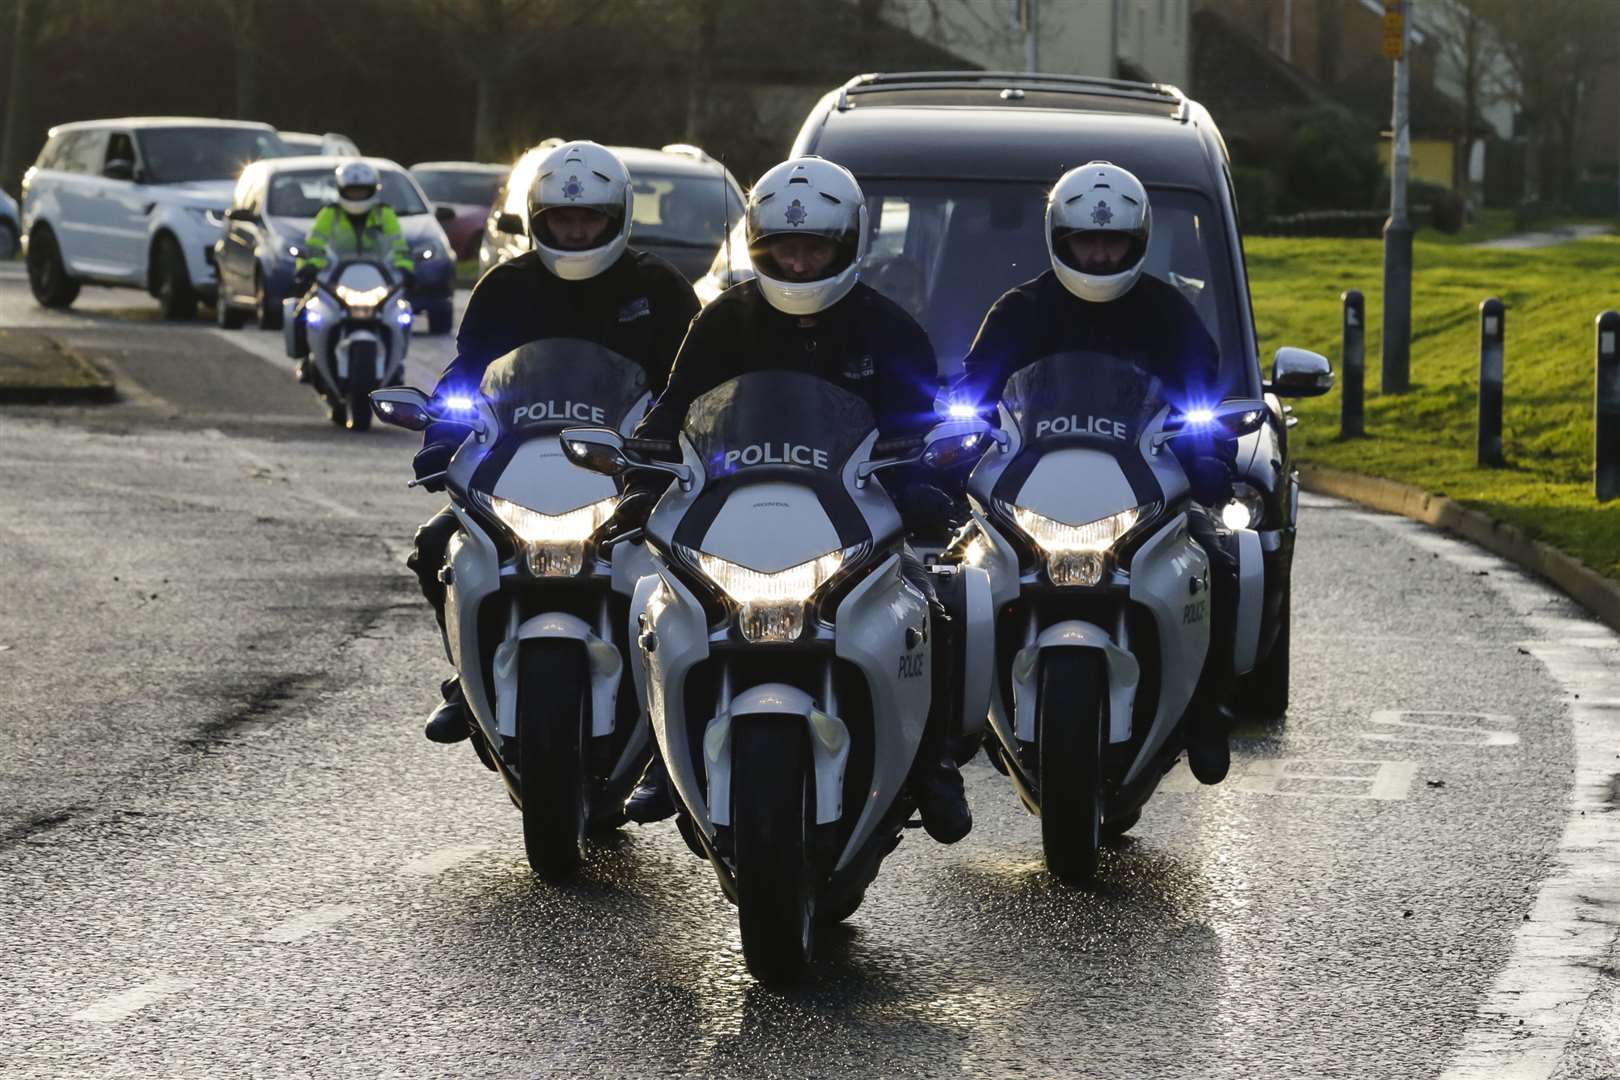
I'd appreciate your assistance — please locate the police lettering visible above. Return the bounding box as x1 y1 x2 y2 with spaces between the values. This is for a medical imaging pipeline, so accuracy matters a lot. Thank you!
722 443 830 470
1034 415 1129 441
898 653 926 679
512 400 607 424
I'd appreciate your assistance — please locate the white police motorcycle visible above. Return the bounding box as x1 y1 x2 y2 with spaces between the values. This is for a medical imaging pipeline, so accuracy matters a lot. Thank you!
284 257 413 431
369 340 657 878
561 370 994 984
949 352 1268 882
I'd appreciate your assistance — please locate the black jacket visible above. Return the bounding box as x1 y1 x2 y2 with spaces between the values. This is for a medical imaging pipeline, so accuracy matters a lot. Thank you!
420 248 698 451
636 279 939 442
959 270 1223 407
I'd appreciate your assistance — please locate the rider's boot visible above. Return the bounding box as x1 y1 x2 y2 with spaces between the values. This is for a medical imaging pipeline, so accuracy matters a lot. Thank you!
625 755 676 823
424 677 470 744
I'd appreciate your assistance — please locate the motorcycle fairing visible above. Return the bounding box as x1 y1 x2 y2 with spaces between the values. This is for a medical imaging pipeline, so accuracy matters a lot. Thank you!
704 684 851 828
1011 620 1140 746
1122 513 1210 784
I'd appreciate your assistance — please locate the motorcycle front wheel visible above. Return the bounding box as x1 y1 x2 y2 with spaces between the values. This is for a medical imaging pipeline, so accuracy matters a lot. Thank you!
1038 649 1107 883
733 719 815 984
517 640 589 880
345 341 376 432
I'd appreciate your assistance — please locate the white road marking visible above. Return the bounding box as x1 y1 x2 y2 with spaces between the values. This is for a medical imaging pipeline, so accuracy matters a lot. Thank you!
71 977 194 1023
257 904 362 943
1340 507 1620 1080
401 843 491 877
1363 710 1521 747
1159 757 1415 799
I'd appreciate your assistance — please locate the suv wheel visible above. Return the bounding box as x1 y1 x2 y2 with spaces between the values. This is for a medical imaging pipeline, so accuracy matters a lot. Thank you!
27 226 80 309
153 235 198 320
0 219 18 260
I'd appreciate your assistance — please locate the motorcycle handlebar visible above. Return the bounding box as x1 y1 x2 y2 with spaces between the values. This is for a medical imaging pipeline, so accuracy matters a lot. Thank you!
872 434 925 457
625 436 679 460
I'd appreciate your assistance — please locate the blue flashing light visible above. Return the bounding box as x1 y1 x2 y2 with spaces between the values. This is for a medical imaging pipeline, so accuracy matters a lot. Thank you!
1184 407 1216 426
444 395 477 414
305 308 323 328
397 310 414 327
947 402 979 420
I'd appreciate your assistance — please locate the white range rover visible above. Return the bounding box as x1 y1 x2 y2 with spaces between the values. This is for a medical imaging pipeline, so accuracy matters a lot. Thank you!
21 117 288 319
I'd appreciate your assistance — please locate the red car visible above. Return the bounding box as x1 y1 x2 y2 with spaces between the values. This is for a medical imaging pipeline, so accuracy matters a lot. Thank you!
409 162 509 261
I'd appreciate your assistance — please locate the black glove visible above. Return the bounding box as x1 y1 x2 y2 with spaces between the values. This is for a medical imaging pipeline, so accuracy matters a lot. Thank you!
399 269 416 291
412 442 454 492
293 265 317 292
603 486 659 541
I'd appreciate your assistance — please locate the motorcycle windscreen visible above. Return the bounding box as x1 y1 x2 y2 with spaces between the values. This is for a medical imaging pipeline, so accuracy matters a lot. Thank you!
471 340 651 515
995 351 1170 513
332 261 390 295
676 370 878 569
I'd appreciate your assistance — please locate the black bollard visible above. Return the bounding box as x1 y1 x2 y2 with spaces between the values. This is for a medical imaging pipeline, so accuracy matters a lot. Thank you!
1478 298 1505 467
1341 290 1365 438
1597 311 1620 502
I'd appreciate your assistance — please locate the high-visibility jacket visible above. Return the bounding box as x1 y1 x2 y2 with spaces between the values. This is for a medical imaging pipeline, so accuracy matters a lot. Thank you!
297 204 415 275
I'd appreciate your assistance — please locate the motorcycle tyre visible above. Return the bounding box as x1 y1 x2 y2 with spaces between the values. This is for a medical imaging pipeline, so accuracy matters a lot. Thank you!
733 719 814 985
517 639 588 880
1039 650 1106 883
345 349 375 433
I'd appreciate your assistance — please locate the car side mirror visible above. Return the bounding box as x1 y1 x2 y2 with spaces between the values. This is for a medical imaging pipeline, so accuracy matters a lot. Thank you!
919 418 1001 470
103 158 135 181
559 427 629 476
434 205 456 225
1268 346 1335 398
495 212 525 236
226 207 257 223
370 387 435 431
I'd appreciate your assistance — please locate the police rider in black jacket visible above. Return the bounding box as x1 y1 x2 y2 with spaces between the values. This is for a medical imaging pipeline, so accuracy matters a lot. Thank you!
622 156 974 844
956 160 1241 784
408 140 699 744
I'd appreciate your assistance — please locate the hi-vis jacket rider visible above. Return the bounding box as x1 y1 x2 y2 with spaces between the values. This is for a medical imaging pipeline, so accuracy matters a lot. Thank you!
296 160 415 278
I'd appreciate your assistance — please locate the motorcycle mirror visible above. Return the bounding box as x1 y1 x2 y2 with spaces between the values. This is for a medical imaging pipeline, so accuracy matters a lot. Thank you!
434 205 456 225
1153 398 1269 454
496 212 525 236
919 417 999 470
559 427 630 476
370 387 435 431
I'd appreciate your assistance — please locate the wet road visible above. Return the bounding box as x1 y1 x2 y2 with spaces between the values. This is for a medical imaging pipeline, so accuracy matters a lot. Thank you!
2 267 1617 1078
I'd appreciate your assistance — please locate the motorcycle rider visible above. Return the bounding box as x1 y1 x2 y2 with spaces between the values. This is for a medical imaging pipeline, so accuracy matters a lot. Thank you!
622 156 973 845
408 140 701 744
292 161 417 391
955 160 1241 785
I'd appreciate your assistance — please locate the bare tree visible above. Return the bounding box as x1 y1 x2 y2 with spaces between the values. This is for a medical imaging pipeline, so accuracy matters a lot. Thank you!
1427 0 1504 197
0 0 51 193
1478 0 1618 208
215 0 260 120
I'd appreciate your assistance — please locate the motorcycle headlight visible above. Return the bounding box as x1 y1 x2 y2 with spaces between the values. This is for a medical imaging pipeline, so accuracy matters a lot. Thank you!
1011 505 1141 587
487 494 619 577
1222 482 1266 530
336 283 390 317
695 549 844 643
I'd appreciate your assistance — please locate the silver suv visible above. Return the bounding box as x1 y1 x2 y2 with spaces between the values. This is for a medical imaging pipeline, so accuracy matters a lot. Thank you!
21 117 288 318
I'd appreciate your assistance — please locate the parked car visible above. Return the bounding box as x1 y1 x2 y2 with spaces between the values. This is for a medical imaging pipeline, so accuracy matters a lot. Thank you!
0 188 18 259
775 70 1334 719
213 155 457 334
479 141 744 283
410 161 508 260
20 117 289 317
277 131 361 157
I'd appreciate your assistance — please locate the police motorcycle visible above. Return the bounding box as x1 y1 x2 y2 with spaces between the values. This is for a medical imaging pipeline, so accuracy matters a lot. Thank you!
283 257 413 431
560 370 995 984
368 340 657 879
946 351 1268 882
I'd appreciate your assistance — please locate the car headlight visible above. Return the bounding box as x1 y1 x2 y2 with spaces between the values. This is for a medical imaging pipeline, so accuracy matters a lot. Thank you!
1222 482 1266 530
488 494 618 577
695 549 844 643
1011 504 1141 586
186 207 225 228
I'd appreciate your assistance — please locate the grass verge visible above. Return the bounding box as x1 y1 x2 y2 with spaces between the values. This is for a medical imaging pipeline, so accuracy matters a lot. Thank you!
1246 231 1620 582
0 330 116 403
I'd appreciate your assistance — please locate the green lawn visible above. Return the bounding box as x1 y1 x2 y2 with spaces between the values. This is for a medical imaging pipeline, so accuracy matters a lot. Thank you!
1245 230 1620 581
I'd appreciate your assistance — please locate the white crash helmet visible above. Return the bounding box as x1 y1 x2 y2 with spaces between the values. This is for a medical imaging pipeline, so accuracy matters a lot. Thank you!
1046 161 1152 303
745 157 868 316
527 140 631 281
334 160 381 216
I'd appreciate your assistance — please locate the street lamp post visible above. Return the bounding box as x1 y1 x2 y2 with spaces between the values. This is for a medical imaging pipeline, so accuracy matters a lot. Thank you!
1383 0 1414 395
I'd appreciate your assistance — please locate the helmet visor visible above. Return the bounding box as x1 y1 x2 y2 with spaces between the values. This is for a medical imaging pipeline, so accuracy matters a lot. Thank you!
339 183 379 202
531 203 625 251
1052 227 1147 278
748 227 858 284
